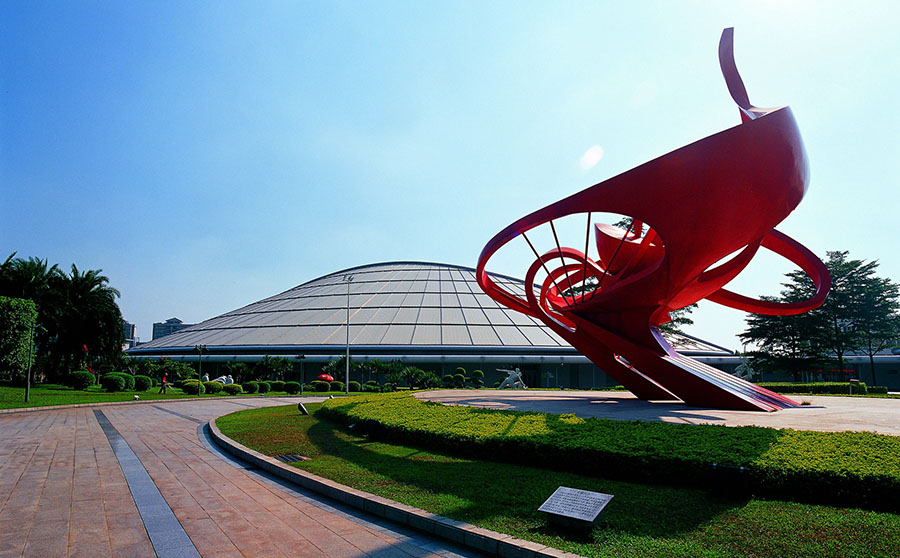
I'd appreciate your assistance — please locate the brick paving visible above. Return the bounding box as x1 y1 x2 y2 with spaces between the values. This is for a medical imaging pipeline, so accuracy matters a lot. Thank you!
0 397 482 558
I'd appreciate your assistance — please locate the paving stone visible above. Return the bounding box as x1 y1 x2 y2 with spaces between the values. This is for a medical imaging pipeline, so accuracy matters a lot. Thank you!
0 398 486 558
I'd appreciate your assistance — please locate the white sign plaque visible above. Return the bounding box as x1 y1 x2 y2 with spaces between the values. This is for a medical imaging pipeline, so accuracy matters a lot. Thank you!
538 487 613 523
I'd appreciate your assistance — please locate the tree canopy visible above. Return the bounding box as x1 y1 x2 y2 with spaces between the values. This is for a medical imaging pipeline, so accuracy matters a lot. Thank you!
740 251 900 384
0 253 124 382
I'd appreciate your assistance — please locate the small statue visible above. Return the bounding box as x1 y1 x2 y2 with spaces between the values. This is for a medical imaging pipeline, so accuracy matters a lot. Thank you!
497 368 527 390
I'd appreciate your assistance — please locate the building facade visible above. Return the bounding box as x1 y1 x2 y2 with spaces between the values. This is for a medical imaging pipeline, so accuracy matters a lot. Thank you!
128 262 759 389
151 317 194 340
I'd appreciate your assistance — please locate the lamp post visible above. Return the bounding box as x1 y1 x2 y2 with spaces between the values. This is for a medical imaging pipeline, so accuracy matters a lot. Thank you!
297 354 306 395
193 345 207 397
343 275 353 395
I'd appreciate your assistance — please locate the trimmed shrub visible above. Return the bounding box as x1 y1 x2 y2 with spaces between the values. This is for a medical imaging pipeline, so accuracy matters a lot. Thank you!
257 381 271 394
759 382 869 395
348 381 361 392
471 369 484 388
69 371 95 390
453 373 465 388
133 375 152 391
302 384 315 392
363 383 380 393
330 381 345 392
365 380 378 386
100 374 125 392
223 383 244 395
181 380 205 395
284 381 301 394
868 386 889 394
113 373 135 391
243 381 259 394
311 380 330 392
204 381 224 394
317 392 900 512
270 380 286 392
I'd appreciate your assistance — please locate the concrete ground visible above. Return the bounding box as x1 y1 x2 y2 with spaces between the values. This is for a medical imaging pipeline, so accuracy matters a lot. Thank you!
416 390 900 435
0 397 483 558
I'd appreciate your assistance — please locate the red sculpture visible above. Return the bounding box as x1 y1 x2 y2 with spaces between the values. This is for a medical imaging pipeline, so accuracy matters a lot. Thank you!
476 29 830 411
317 374 334 382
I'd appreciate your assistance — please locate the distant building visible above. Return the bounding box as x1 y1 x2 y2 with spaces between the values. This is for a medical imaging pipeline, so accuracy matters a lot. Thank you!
122 320 137 349
152 317 194 340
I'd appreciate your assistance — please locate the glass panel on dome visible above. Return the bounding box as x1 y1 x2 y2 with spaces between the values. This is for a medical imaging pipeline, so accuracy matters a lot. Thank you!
422 293 441 306
351 325 388 344
494 326 529 346
393 307 420 323
483 308 514 325
462 308 490 324
442 325 471 345
370 307 400 324
442 307 465 324
474 293 500 308
468 325 501 345
417 307 441 324
401 292 423 306
520 326 558 346
381 325 414 344
411 325 441 345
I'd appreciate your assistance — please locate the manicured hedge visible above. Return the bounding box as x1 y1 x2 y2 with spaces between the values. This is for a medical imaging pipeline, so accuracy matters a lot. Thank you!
100 373 126 392
284 381 301 394
758 382 870 395
181 380 205 395
329 381 344 392
270 381 285 392
204 380 224 394
257 381 271 394
348 381 361 392
223 383 244 395
318 392 900 512
115 373 135 391
69 371 95 390
869 386 889 394
134 375 152 391
243 381 259 394
311 380 330 392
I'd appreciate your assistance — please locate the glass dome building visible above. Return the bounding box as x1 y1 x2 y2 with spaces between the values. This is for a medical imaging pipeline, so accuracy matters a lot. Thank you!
128 261 736 387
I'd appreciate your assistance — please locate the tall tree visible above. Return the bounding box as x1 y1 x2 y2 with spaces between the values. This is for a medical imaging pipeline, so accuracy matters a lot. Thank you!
741 250 899 382
0 256 124 381
852 273 900 385
741 295 829 381
51 265 123 378
813 252 880 376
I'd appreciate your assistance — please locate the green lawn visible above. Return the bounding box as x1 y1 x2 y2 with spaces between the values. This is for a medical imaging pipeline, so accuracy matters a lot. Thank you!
0 384 293 410
217 403 900 558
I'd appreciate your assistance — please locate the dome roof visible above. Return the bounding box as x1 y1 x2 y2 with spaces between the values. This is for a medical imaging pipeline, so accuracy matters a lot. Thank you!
130 261 729 356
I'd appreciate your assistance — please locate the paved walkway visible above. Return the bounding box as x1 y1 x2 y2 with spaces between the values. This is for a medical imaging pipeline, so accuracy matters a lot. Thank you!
416 390 900 435
0 397 483 558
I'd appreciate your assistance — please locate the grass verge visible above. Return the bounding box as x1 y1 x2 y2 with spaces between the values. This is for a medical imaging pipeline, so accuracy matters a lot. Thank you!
316 393 900 511
0 384 295 410
217 403 900 558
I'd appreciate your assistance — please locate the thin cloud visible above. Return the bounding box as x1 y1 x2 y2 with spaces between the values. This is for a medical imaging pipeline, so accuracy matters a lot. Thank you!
579 145 604 170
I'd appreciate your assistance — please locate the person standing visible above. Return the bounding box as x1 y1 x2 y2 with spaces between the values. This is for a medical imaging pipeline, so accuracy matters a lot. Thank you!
158 374 168 394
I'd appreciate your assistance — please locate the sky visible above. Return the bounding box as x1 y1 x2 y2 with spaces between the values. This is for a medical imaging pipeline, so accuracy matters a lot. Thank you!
2 1 898 351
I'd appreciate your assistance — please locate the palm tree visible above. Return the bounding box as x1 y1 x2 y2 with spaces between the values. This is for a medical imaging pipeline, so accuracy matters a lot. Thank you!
52 265 123 377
